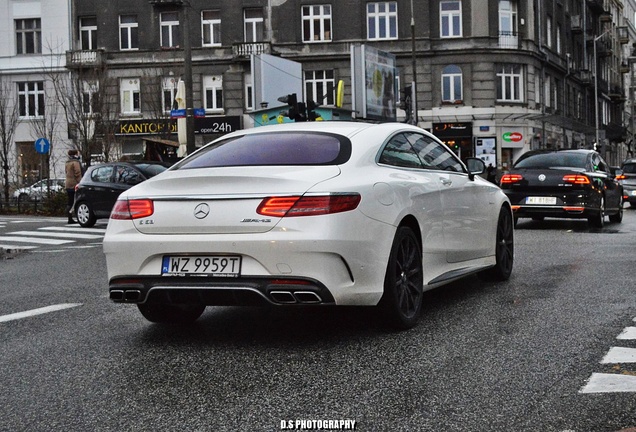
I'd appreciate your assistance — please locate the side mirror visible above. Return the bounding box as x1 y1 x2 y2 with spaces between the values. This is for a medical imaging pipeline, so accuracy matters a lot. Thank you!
465 158 486 180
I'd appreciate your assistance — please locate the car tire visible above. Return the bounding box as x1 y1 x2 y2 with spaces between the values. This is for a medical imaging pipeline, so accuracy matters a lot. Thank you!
588 196 605 228
609 196 623 223
478 206 514 282
379 226 424 330
137 300 205 324
75 201 96 228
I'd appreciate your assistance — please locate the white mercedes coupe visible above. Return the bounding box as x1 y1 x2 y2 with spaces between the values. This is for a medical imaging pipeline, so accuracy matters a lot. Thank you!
104 121 514 329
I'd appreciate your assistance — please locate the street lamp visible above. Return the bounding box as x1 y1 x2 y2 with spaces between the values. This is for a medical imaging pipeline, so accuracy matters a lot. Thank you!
593 31 609 155
410 0 417 125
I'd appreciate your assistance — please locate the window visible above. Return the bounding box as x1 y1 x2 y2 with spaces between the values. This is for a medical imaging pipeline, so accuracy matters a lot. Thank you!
379 133 463 172
202 10 221 46
244 8 264 42
245 73 253 111
498 0 517 47
440 1 462 38
496 64 523 102
91 165 114 183
407 133 463 172
79 17 97 50
305 70 335 106
367 2 398 40
162 77 178 113
441 65 462 102
556 24 561 54
302 5 332 42
546 16 552 48
115 166 143 185
120 15 139 50
120 78 141 114
81 81 99 115
18 82 45 118
15 19 41 54
498 1 517 35
203 75 223 112
161 12 180 48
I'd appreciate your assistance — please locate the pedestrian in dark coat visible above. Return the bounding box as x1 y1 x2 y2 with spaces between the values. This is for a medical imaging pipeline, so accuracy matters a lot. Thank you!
65 149 82 224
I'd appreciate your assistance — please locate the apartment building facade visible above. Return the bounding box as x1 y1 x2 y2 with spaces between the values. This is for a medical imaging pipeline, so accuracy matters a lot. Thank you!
2 0 635 191
0 0 73 188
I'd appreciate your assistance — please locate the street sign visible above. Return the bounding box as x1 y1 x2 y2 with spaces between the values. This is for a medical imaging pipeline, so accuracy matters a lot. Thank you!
34 138 50 154
194 108 205 118
170 109 186 118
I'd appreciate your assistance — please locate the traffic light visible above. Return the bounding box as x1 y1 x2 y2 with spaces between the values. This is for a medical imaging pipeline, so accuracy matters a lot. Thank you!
400 85 412 123
306 99 321 121
277 93 307 122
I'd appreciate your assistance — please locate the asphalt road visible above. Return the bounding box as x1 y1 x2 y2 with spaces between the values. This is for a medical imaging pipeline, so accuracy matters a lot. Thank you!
1 211 636 431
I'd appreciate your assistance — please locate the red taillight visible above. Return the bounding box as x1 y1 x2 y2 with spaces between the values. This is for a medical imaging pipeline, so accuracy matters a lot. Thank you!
500 174 523 185
110 199 154 220
562 174 590 185
257 194 361 217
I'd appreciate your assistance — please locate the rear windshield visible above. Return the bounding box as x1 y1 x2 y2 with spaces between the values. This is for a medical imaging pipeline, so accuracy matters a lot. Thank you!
622 162 636 174
136 164 168 177
514 153 587 169
173 132 351 169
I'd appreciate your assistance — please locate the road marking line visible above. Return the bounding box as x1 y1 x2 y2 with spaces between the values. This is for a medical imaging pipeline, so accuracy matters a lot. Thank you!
39 226 106 234
580 373 636 393
617 327 636 340
8 230 103 240
0 236 73 245
0 303 82 323
601 347 636 364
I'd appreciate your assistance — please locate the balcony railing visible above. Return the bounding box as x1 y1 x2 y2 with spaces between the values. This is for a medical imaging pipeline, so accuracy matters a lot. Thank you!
498 31 518 49
617 26 629 44
571 15 582 32
65 49 104 69
232 42 271 58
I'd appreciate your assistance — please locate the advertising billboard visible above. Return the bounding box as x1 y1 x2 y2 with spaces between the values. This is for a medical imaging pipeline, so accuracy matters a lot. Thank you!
351 45 397 121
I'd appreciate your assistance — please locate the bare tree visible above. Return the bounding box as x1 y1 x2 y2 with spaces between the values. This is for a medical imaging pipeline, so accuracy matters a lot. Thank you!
0 76 20 202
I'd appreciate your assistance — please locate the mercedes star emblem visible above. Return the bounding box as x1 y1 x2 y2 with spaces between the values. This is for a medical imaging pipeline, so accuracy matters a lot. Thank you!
538 174 546 182
194 203 210 219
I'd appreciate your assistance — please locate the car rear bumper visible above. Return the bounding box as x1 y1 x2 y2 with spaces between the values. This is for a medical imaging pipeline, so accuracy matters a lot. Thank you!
103 218 396 306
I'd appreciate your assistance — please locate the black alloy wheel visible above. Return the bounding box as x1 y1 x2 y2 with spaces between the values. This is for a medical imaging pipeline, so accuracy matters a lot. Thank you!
478 206 514 281
137 299 206 324
380 226 424 330
609 195 623 223
588 196 605 228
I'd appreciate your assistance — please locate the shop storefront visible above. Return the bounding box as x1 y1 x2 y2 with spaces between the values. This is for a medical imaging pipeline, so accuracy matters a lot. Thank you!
433 122 473 161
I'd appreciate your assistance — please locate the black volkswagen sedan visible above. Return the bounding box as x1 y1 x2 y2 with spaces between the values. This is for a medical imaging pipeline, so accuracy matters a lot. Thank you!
74 161 168 227
500 149 623 228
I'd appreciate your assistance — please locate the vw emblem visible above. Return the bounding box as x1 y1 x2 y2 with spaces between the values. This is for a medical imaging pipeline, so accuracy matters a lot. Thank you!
194 203 210 219
538 174 546 182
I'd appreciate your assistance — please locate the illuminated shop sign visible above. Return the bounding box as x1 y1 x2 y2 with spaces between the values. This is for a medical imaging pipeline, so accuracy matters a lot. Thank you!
117 116 242 136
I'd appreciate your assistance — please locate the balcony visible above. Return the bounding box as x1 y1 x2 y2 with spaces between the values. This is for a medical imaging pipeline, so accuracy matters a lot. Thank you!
65 49 105 69
232 42 271 58
498 31 518 49
617 26 629 44
620 62 630 74
571 15 582 33
579 69 592 85
600 12 612 23
587 0 606 14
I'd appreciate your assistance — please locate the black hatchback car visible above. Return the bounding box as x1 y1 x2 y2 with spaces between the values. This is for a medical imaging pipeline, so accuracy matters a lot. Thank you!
74 161 168 227
500 149 623 228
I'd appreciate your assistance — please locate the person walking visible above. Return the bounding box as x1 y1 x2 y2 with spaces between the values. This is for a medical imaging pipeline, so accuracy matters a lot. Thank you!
65 149 82 224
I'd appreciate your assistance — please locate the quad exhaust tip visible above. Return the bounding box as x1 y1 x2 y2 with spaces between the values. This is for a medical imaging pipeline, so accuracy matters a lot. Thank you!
269 290 322 304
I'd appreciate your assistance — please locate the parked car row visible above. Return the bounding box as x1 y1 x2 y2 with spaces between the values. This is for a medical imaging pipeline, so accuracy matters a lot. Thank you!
619 158 636 207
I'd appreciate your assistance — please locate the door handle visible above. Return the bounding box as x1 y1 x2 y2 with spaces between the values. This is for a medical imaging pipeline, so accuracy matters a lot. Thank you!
440 178 453 187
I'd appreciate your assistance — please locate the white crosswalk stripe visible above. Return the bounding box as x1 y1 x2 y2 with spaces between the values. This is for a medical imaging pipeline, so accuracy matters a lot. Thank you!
580 317 636 394
0 219 106 252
